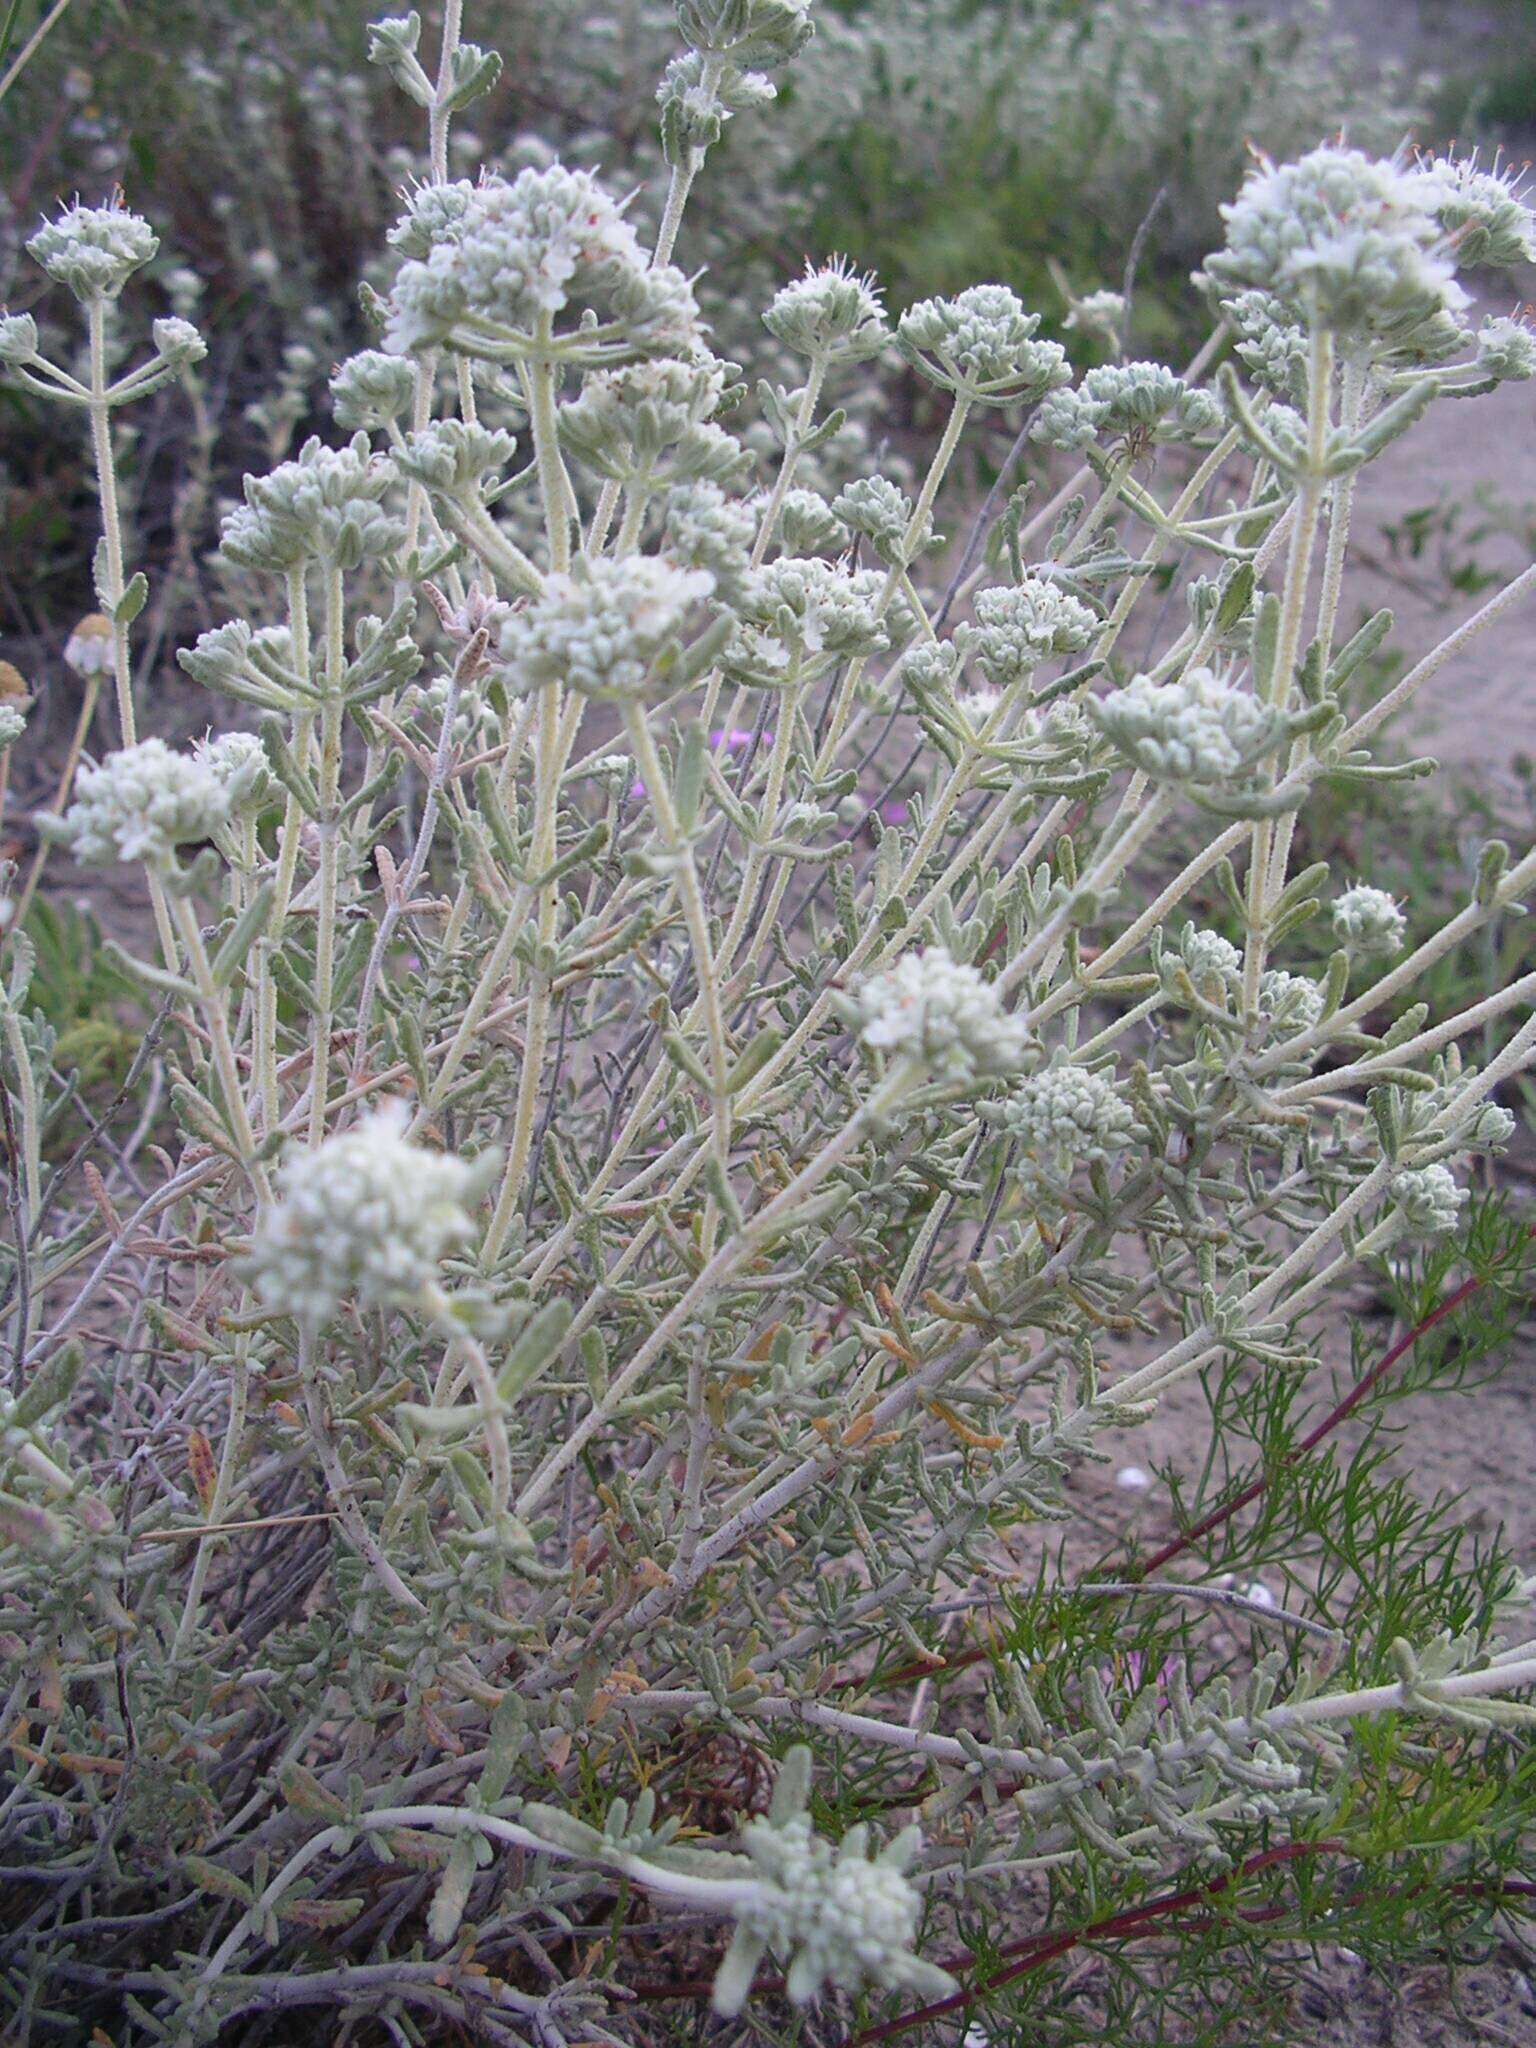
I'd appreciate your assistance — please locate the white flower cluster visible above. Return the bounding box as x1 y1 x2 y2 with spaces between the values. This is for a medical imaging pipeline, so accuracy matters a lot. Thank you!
499 558 715 700
1091 667 1280 785
394 420 517 496
1475 315 1536 384
955 685 1004 732
1257 968 1324 1033
664 481 757 605
1416 151 1536 270
656 49 778 164
900 640 961 698
330 349 419 431
151 317 207 372
384 165 698 357
1063 287 1127 339
180 619 303 702
55 739 228 869
998 1062 1137 1169
0 704 27 749
715 1815 954 2015
852 946 1029 1083
1198 145 1466 340
1179 926 1242 987
63 614 115 679
778 489 842 554
947 688 1088 753
764 258 889 364
221 434 404 574
732 557 897 674
1226 289 1309 399
195 730 270 815
0 313 39 367
559 355 740 486
1391 1162 1467 1237
27 201 158 301
1032 361 1222 451
1332 883 1407 959
957 578 1098 688
833 474 921 561
246 1104 484 1322
897 284 1072 403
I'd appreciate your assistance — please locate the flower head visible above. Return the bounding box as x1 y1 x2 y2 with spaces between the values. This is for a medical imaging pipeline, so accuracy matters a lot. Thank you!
1391 1162 1466 1237
716 1812 953 2015
764 258 888 364
246 1104 487 1322
1257 968 1324 1033
0 314 39 367
1416 151 1536 269
1226 289 1309 400
1474 314 1536 384
1091 667 1280 785
898 284 1071 402
195 729 270 814
664 480 757 604
394 419 516 495
331 349 419 431
852 946 1028 1083
28 200 158 301
499 557 715 700
676 0 814 67
220 434 404 573
1332 882 1407 959
151 317 207 371
900 640 962 700
1173 924 1242 996
384 164 698 358
957 577 1098 688
998 1061 1137 1171
955 685 1004 733
833 474 923 562
558 354 740 484
657 50 778 163
729 558 905 681
1198 145 1466 341
54 739 228 869
63 613 115 679
778 488 845 555
1031 361 1221 452
1063 287 1127 341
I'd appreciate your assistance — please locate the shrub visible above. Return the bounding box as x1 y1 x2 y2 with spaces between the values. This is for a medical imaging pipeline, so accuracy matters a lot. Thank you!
0 0 1416 639
1 5 1535 2042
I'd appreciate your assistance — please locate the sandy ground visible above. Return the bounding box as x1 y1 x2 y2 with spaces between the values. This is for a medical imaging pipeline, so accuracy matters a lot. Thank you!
1347 340 1536 778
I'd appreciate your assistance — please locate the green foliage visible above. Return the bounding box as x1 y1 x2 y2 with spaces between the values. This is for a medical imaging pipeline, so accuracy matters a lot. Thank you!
787 0 1414 337
21 894 154 1095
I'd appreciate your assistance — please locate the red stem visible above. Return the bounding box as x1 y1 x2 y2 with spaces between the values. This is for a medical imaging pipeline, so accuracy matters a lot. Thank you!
843 1840 1353 2044
878 1232 1531 1688
1134 1250 1515 1579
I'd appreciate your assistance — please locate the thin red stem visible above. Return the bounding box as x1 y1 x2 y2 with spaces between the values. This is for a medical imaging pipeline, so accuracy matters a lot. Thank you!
1136 1231 1532 1580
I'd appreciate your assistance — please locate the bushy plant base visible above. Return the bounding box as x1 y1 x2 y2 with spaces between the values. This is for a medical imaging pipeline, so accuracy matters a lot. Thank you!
0 3 1535 2041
